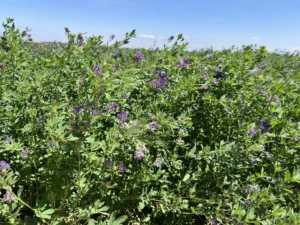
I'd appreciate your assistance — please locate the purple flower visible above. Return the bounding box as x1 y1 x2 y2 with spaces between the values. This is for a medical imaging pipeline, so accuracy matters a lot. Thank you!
203 72 209 79
1 190 16 204
150 122 160 132
215 66 221 72
213 79 220 85
271 179 278 185
92 65 102 75
176 137 185 146
250 68 261 75
211 219 220 225
82 68 88 75
111 103 118 110
168 36 174 42
247 183 261 193
27 34 33 42
5 136 13 143
104 103 119 111
177 62 187 70
218 58 223 62
202 84 209 90
21 148 29 159
37 116 46 122
121 92 128 99
151 73 169 90
110 34 115 40
134 51 144 62
260 119 271 133
92 110 100 116
248 128 257 136
267 153 275 160
283 69 290 73
71 123 79 131
260 62 266 68
117 111 128 123
104 159 113 168
296 137 300 142
0 161 10 175
48 142 55 148
249 154 258 165
206 54 214 59
78 77 84 84
154 158 163 168
134 150 145 160
268 95 279 105
182 58 189 64
72 106 81 114
116 51 122 57
258 88 265 95
118 163 126 172
84 102 94 109
0 63 5 69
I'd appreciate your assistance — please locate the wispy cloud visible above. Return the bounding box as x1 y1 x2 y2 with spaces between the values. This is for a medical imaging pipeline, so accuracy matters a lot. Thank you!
252 36 259 40
139 34 155 39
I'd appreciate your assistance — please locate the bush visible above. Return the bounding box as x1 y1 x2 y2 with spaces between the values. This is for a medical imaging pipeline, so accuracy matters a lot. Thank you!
0 18 300 224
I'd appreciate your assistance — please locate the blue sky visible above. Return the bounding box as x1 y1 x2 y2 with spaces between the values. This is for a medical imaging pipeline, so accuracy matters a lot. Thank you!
0 0 300 51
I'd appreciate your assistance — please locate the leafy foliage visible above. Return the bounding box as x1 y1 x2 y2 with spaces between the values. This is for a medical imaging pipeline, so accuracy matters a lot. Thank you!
0 18 300 224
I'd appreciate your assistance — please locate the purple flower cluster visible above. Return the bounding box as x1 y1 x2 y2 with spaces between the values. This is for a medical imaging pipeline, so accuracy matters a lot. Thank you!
150 122 160 132
92 65 102 75
250 68 261 75
206 54 214 59
84 102 94 109
110 34 115 40
248 128 257 136
72 106 81 114
168 36 174 42
246 183 261 193
177 58 189 70
151 73 169 90
37 116 46 122
154 157 163 168
176 137 185 146
104 103 119 111
48 141 55 148
27 34 33 42
82 68 88 75
258 88 265 95
92 110 100 116
0 161 10 175
260 62 266 68
134 150 145 160
116 51 122 57
117 111 128 123
203 72 209 79
21 148 29 159
118 163 126 172
268 95 279 105
104 159 113 168
1 190 16 204
260 119 271 133
121 92 128 99
5 136 13 143
202 84 209 90
134 51 144 62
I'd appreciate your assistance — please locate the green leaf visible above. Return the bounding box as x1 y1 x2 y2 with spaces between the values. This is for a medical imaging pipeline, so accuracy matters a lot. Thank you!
183 173 190 182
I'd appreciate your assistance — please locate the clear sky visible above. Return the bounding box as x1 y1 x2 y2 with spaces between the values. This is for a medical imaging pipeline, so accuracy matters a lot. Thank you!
0 0 299 51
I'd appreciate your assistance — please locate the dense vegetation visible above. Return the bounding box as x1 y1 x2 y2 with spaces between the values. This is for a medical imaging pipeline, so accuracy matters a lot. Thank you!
0 18 300 225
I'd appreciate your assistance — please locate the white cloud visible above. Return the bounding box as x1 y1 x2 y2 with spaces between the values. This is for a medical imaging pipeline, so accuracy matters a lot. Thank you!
139 34 155 39
252 37 259 40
